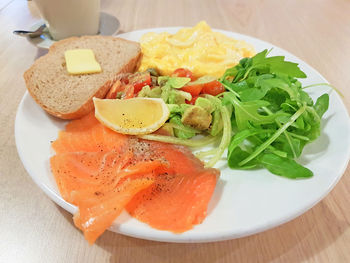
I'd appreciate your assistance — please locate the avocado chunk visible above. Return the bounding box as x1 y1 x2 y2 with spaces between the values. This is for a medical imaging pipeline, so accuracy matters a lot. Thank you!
146 68 159 77
195 97 215 113
170 116 196 139
138 86 162 98
181 106 212 131
162 85 192 104
167 104 182 114
209 109 223 136
168 90 191 104
154 123 174 136
158 76 191 89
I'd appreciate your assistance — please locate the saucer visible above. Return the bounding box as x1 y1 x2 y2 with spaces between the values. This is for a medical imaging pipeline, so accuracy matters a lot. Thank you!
27 12 120 49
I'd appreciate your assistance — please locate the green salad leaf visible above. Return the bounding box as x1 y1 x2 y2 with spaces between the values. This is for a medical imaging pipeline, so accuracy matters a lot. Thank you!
258 153 313 179
170 115 196 139
220 49 329 179
158 76 191 89
137 50 329 174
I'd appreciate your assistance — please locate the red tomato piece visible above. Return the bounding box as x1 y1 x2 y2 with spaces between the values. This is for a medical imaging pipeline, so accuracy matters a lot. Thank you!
181 84 203 97
124 85 135 99
128 72 152 94
105 81 135 100
186 95 199 105
172 68 194 81
133 81 150 94
201 81 225 96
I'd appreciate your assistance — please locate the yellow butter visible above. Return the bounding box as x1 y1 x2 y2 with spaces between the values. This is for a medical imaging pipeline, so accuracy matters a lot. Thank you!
64 49 102 75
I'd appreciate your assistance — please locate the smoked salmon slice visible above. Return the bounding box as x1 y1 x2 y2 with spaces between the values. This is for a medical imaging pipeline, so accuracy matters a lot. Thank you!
126 142 219 233
52 113 128 154
50 113 219 244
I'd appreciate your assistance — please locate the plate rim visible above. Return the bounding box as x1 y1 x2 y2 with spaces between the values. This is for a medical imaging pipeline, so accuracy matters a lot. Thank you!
16 26 350 243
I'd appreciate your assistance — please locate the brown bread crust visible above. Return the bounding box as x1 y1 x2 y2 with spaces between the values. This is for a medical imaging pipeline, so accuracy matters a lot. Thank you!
24 36 141 119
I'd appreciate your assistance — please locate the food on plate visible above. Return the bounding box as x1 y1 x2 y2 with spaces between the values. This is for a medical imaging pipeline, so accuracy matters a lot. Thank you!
20 22 330 244
93 97 170 135
220 50 329 178
24 36 141 119
102 68 231 167
50 113 219 244
64 49 102 75
126 142 219 233
115 50 329 178
138 21 255 78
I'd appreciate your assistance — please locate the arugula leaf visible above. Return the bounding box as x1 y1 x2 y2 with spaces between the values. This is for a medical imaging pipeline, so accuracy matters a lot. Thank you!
239 104 307 166
314 94 329 118
221 50 307 83
229 97 278 130
252 49 269 64
298 90 314 105
264 88 289 112
301 108 321 142
273 136 302 158
259 153 313 178
239 86 270 102
265 56 307 78
228 129 267 156
228 147 258 169
218 50 328 179
259 77 299 100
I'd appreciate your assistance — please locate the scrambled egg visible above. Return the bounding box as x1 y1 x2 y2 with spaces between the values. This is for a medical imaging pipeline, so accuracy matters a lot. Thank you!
138 21 255 78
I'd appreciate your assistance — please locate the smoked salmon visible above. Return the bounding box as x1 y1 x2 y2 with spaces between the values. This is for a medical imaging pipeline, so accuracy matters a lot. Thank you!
126 142 219 233
50 113 219 244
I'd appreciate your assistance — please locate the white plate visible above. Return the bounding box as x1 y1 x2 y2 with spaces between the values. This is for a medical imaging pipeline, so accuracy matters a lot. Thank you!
15 27 350 243
26 12 120 49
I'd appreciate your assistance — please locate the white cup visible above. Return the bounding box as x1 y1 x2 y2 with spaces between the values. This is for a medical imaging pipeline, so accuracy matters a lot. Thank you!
33 0 101 40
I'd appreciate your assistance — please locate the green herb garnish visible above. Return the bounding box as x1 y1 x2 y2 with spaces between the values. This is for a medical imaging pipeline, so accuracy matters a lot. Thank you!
220 49 329 179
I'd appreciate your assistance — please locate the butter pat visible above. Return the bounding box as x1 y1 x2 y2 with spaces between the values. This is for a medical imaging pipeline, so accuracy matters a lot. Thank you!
64 49 102 75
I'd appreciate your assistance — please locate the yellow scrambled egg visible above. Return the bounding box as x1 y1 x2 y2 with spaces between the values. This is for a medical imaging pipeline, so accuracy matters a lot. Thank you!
138 21 255 78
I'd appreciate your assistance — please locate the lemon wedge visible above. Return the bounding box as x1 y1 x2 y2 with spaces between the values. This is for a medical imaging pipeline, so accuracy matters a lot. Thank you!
93 97 170 135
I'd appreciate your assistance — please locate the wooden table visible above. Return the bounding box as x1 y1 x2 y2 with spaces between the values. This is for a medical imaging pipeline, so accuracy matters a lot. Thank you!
1 0 349 262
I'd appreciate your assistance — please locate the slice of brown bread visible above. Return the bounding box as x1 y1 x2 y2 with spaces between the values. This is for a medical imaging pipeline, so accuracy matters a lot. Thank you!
24 35 141 119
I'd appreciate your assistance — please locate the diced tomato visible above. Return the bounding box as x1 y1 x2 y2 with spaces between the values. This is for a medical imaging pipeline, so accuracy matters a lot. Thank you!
201 80 225 96
133 80 151 94
121 77 129 85
181 84 203 97
181 80 225 98
186 95 199 105
105 80 135 100
105 80 123 99
124 85 135 99
128 72 152 94
172 68 194 81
